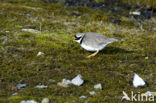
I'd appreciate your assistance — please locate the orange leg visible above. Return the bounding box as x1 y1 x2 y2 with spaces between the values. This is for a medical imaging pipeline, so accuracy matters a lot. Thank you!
87 50 99 58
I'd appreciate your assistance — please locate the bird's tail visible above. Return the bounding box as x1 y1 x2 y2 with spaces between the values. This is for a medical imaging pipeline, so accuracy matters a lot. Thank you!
110 38 121 42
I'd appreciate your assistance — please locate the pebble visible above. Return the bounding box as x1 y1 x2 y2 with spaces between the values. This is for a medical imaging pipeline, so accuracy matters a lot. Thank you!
133 73 146 88
57 78 71 88
143 91 156 96
5 31 10 33
57 82 69 88
37 52 44 56
36 85 48 89
17 83 27 89
129 11 141 15
1 41 7 44
79 96 87 99
89 91 96 95
48 79 55 83
22 29 40 34
62 78 71 85
94 83 102 90
12 92 18 96
20 100 38 103
58 74 84 87
11 86 18 91
41 98 50 103
71 74 84 86
145 56 149 59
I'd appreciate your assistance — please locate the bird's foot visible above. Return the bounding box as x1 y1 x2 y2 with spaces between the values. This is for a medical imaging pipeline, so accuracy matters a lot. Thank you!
86 50 99 58
86 55 93 58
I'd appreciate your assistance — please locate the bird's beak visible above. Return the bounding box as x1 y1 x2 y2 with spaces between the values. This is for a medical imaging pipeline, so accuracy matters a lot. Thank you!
73 40 76 43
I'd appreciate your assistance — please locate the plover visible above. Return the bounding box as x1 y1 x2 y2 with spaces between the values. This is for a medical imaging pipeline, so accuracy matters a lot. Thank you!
74 32 120 58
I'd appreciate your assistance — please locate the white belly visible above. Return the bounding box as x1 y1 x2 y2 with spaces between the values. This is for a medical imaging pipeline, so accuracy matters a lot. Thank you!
81 44 107 51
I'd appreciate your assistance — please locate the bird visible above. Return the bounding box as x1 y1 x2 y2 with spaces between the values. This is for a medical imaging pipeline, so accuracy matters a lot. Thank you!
73 32 120 58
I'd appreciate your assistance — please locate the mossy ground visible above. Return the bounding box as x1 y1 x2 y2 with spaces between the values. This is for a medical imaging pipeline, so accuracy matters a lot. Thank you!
0 1 156 103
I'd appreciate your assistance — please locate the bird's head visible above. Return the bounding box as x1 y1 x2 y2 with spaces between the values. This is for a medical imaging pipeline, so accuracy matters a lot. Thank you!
73 33 85 44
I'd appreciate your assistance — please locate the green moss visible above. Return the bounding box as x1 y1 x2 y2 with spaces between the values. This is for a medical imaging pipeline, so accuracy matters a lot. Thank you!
0 1 156 103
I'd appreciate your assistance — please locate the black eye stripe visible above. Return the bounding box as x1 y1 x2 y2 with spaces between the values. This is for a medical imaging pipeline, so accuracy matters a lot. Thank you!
75 37 81 40
74 35 77 38
74 35 81 40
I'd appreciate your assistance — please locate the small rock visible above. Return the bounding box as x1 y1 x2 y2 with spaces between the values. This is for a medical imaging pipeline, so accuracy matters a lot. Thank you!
26 13 31 17
133 73 146 88
48 79 55 83
94 83 102 90
71 74 84 86
20 100 38 103
62 78 71 85
0 12 3 14
37 52 44 56
5 31 10 33
22 29 40 34
143 91 156 96
57 82 69 88
145 56 149 59
12 92 18 96
79 96 87 99
129 11 141 15
1 41 7 44
11 86 18 91
89 91 96 96
57 78 71 88
36 85 48 89
17 83 27 89
41 98 50 103
129 64 138 68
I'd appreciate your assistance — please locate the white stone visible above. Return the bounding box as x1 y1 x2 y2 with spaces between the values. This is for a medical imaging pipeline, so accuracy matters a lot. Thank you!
57 82 69 88
41 98 50 103
145 56 149 59
129 11 141 15
133 73 146 88
79 96 87 99
20 100 38 103
37 52 44 56
144 91 153 96
62 78 71 85
5 31 10 33
94 83 102 90
144 91 156 96
22 29 40 33
71 74 84 86
48 79 55 83
36 85 48 89
17 83 27 89
89 91 96 95
1 41 6 44
57 78 71 88
12 92 17 96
